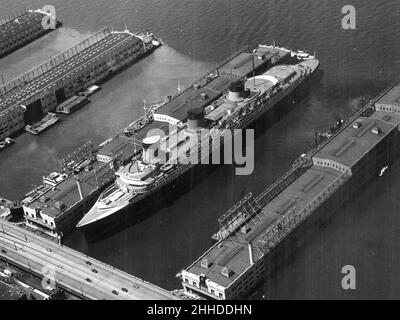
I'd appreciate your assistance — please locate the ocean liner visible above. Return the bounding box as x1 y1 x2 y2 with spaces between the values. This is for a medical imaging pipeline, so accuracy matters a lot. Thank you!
77 46 319 229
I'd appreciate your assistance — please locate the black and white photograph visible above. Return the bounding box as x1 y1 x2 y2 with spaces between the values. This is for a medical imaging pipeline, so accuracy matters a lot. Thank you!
0 0 398 310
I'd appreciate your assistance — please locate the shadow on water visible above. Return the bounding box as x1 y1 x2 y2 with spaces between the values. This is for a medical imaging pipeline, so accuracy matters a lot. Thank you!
248 169 393 300
81 70 324 243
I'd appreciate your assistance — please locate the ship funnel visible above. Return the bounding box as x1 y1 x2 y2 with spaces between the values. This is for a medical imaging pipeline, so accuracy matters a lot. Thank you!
187 107 204 131
142 135 161 164
228 80 245 103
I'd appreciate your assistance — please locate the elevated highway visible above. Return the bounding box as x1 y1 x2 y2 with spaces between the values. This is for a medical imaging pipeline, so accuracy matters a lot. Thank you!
0 219 179 300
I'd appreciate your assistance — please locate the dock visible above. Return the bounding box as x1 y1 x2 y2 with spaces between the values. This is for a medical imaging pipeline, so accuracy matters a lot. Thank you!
55 95 89 114
19 44 292 239
22 142 115 238
0 9 60 59
180 81 400 300
0 26 160 141
0 219 179 300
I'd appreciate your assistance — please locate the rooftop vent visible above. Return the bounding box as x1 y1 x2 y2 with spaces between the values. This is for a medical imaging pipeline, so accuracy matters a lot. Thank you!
54 201 66 210
221 266 233 278
39 196 49 203
255 51 266 60
372 127 381 135
201 258 212 269
200 93 208 100
353 121 362 129
241 225 251 234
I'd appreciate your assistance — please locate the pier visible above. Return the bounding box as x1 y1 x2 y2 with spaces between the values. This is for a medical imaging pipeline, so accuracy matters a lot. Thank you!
181 81 400 300
0 219 179 300
0 26 159 141
20 44 291 239
0 9 60 59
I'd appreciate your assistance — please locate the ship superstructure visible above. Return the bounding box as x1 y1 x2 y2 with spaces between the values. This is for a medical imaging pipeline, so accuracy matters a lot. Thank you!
77 50 319 228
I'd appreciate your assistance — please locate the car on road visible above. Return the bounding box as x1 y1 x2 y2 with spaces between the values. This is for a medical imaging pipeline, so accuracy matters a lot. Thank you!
112 290 119 295
1 249 6 254
86 278 92 283
46 248 52 252
85 261 92 265
91 268 98 274
121 288 128 293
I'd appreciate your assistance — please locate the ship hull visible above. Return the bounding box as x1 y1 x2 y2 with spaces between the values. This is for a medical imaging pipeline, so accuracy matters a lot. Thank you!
80 67 320 240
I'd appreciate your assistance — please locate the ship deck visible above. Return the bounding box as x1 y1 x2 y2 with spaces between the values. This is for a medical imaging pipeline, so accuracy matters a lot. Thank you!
98 46 290 158
153 46 289 123
22 45 290 232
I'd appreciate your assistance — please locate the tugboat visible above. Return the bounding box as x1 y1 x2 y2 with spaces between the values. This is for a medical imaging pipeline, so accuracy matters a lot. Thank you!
318 118 345 141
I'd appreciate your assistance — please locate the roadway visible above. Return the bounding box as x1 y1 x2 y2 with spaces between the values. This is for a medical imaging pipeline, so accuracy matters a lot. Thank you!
0 219 179 300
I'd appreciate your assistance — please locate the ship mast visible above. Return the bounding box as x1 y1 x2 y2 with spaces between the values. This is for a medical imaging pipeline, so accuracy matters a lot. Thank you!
252 53 256 87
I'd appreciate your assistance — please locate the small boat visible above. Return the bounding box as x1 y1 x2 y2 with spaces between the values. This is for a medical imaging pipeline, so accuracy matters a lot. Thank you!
83 85 101 97
295 50 315 60
161 163 175 173
25 113 60 135
378 165 389 177
0 138 15 151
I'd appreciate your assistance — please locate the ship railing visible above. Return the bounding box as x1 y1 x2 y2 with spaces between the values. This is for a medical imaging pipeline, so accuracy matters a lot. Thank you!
90 44 282 160
110 54 311 198
150 75 307 191
227 74 305 130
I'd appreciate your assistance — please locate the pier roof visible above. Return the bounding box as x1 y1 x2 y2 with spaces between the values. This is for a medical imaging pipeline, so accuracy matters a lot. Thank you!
23 161 113 219
375 83 400 109
97 135 139 163
0 31 135 115
186 165 342 288
185 105 400 290
314 117 396 168
0 11 44 41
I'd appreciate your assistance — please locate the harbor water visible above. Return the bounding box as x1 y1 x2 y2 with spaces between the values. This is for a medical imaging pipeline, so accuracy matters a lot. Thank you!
1 0 400 299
